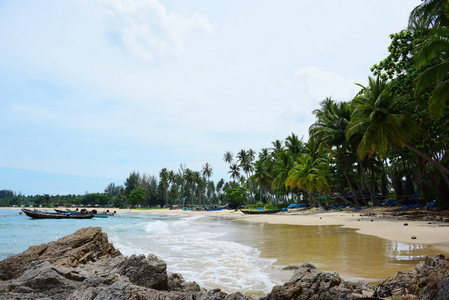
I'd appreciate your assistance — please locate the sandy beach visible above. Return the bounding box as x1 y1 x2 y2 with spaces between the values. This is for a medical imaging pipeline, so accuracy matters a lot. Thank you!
112 207 449 254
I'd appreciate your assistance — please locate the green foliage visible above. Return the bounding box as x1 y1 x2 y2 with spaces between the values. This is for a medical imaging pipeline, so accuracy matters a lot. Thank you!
128 188 146 207
224 186 249 204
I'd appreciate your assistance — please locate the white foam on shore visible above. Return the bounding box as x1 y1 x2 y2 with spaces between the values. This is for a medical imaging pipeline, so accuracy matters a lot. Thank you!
106 213 278 294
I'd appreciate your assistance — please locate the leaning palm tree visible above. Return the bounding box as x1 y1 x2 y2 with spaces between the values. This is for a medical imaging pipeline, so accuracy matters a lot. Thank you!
347 76 449 185
285 155 330 206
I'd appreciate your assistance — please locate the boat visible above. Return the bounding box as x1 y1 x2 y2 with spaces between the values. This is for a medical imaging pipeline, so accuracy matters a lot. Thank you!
239 209 281 214
22 208 94 219
66 209 109 218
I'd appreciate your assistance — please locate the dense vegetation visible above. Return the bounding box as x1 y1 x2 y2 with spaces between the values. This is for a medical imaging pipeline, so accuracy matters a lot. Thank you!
1 1 448 210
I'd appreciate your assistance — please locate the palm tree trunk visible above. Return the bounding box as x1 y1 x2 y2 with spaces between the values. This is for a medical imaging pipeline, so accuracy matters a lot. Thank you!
337 150 358 206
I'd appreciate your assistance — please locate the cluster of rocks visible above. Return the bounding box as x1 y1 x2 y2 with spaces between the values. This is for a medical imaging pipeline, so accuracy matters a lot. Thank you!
0 226 448 300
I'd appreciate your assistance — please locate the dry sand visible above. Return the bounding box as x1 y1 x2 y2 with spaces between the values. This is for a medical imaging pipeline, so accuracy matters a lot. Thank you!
114 207 449 254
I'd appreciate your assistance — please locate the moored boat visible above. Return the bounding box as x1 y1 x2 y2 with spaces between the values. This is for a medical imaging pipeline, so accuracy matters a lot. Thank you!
239 209 281 214
66 209 109 218
22 208 94 219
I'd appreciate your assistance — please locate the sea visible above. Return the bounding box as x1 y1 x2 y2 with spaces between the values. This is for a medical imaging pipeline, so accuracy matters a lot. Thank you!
0 208 446 297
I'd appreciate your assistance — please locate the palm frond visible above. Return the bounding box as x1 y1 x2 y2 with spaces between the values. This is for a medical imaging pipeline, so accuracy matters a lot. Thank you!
428 80 449 117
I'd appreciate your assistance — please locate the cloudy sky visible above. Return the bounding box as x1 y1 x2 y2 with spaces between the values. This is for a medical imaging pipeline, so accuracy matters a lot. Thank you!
1 0 421 195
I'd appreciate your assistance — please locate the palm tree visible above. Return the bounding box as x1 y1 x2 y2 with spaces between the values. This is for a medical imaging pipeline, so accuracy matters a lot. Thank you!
202 163 213 203
413 26 449 118
347 76 449 185
408 0 449 29
285 133 304 158
223 151 234 165
309 98 362 203
270 150 295 202
285 155 330 205
228 164 241 182
271 140 284 156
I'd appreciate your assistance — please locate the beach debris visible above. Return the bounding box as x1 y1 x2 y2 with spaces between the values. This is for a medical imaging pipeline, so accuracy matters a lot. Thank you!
373 274 408 298
411 236 417 239
403 223 408 226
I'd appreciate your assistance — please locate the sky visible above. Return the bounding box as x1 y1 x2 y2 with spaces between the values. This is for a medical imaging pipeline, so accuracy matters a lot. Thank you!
0 0 422 196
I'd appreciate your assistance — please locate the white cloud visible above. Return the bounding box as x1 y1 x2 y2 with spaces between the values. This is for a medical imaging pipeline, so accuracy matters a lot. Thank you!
291 66 360 103
96 0 215 61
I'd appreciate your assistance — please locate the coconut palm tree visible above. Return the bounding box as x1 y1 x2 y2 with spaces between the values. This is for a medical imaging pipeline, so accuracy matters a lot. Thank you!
202 163 213 203
413 26 449 118
408 0 449 29
285 155 330 205
347 76 449 185
270 150 295 202
285 133 304 158
223 151 234 165
228 164 241 182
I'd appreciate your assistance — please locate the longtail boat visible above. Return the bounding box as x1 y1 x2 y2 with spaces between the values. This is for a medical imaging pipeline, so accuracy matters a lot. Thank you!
22 208 94 219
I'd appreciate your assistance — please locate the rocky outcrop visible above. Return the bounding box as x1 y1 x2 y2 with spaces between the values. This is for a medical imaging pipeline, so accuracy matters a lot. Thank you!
261 262 373 300
375 254 449 300
0 227 250 300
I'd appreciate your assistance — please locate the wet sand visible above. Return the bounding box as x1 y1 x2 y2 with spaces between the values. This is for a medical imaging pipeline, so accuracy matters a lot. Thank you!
116 206 449 283
132 207 449 253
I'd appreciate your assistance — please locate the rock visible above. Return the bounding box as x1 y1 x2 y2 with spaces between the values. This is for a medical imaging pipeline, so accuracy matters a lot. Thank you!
282 265 300 270
374 254 449 299
261 262 373 300
0 227 120 281
0 227 251 300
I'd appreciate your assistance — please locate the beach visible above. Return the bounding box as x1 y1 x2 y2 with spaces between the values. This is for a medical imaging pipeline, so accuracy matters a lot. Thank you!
116 206 449 254
3 206 449 295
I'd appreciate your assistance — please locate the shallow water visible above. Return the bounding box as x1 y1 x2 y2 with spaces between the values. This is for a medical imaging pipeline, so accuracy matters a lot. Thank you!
0 209 446 296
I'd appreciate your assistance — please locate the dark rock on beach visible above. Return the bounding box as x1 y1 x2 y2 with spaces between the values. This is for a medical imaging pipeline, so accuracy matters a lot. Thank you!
261 262 373 300
1 226 448 300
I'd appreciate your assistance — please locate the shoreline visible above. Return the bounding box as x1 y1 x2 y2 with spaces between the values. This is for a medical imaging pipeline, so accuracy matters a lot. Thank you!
116 207 449 254
5 206 449 253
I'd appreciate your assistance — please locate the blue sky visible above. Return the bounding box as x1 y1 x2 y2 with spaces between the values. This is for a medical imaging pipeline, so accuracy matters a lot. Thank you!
1 0 421 196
